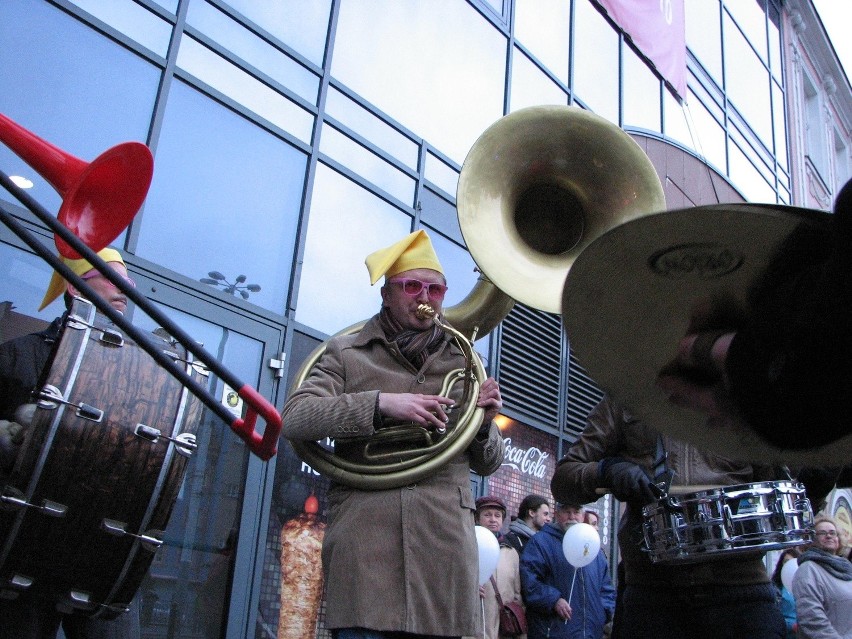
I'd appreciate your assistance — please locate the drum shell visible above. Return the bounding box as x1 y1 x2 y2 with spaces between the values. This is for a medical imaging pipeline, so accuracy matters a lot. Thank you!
642 481 813 564
0 298 205 616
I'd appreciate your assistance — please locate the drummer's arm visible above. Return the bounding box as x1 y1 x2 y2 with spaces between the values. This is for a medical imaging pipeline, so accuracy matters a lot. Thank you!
551 398 620 505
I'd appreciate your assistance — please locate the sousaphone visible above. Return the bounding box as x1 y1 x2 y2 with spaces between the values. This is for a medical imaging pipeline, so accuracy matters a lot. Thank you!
288 105 666 489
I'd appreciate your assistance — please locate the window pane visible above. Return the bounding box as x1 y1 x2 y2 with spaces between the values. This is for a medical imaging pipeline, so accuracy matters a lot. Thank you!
186 1 320 105
685 0 722 84
295 163 412 334
332 0 507 165
425 153 461 199
773 81 788 170
176 36 314 144
325 88 420 170
0 0 159 219
136 81 307 315
663 89 692 150
69 0 173 57
0 241 59 321
724 0 767 64
729 140 775 203
319 126 416 204
573 0 619 124
514 0 571 83
767 3 782 80
510 48 569 112
686 94 727 174
623 46 662 133
222 0 333 66
723 13 772 148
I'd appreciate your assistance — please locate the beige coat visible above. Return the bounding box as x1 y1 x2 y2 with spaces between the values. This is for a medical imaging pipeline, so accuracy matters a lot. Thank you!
480 544 525 639
282 315 504 636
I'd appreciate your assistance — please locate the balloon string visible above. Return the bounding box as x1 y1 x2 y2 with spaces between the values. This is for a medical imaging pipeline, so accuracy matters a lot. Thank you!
481 596 486 639
567 567 577 608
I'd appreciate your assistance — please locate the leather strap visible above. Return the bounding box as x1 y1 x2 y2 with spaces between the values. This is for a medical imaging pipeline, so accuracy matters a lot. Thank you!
490 574 505 608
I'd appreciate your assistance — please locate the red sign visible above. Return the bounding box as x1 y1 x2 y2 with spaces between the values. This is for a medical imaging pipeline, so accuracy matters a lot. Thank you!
595 0 686 99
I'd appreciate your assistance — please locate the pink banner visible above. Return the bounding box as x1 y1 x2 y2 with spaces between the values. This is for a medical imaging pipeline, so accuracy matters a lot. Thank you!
594 0 686 99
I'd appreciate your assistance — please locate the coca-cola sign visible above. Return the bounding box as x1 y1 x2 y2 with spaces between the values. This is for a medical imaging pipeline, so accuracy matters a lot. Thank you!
501 437 550 479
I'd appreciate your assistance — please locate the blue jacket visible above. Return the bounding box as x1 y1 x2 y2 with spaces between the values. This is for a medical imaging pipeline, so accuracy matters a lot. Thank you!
520 522 615 639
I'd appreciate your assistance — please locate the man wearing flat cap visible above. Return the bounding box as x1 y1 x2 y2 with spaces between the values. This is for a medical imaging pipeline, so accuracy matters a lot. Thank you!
283 229 505 639
0 247 141 638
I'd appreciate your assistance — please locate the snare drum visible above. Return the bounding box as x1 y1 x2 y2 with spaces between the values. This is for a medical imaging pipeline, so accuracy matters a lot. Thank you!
0 298 206 617
642 480 813 564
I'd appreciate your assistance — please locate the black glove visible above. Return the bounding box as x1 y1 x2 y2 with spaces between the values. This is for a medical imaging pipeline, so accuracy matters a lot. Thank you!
599 458 660 504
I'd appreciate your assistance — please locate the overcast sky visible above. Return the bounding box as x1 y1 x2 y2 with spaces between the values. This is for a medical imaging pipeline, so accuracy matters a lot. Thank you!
811 0 851 86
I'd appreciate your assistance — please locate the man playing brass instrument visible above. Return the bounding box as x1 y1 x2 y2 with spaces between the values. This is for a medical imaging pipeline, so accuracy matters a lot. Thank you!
282 229 505 639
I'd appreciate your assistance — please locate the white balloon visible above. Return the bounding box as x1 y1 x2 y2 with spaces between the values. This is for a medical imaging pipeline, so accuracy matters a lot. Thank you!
475 525 500 585
781 557 799 593
562 522 601 568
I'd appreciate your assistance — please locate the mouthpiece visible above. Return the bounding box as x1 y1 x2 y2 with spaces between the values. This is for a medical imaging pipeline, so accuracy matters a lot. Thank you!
416 304 436 319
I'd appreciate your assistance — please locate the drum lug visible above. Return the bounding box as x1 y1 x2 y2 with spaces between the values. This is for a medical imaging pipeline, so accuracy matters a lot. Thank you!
1 486 67 517
98 327 125 347
134 423 197 457
36 385 103 422
0 574 34 600
101 519 164 552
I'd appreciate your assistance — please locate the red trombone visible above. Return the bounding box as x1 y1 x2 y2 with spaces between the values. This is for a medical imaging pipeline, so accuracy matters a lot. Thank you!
0 112 281 461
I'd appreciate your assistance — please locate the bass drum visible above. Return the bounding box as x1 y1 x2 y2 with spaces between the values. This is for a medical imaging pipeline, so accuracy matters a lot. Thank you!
0 297 205 617
642 480 813 564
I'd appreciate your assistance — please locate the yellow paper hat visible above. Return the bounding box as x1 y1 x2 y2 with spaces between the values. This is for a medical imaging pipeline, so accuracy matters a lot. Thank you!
365 230 444 285
39 247 125 311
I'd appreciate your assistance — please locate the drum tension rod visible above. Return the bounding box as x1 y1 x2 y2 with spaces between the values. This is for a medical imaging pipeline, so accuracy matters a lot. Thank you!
134 423 197 457
1 487 67 517
101 519 163 552
37 385 103 423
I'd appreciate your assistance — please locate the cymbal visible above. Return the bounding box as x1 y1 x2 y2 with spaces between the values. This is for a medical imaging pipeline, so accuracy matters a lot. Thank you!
562 202 851 466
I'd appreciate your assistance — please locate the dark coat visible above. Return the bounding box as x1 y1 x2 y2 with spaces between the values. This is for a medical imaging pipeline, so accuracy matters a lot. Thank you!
520 522 615 639
0 317 62 420
550 398 775 588
282 314 504 636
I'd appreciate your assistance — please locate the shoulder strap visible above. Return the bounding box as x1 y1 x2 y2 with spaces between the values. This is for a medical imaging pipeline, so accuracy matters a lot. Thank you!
490 574 505 607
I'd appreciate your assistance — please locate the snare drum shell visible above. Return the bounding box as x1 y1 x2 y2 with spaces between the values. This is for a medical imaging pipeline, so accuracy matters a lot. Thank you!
0 299 205 616
642 481 813 564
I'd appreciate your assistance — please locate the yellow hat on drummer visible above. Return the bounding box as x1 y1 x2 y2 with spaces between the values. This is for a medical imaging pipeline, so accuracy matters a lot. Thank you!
39 247 125 311
365 230 444 285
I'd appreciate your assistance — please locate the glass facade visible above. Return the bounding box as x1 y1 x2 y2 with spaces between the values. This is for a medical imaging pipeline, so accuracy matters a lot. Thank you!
0 1 807 637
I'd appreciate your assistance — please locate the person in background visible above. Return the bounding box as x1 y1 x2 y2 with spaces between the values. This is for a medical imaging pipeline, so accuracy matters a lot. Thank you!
475 496 525 639
504 494 552 556
282 230 505 639
520 501 615 639
770 548 803 639
0 248 140 639
584 509 600 532
793 516 852 638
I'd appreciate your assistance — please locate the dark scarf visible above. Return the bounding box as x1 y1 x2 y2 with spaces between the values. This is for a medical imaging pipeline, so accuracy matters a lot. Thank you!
799 547 852 581
378 306 445 369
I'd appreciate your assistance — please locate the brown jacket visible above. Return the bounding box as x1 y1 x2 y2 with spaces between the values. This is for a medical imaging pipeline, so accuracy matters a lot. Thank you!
282 315 504 635
551 398 775 588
